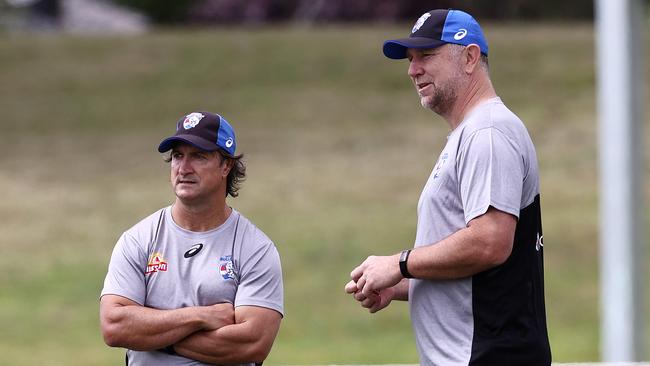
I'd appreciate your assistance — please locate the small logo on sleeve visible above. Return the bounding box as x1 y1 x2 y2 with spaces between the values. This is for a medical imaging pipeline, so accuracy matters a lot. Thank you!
219 255 236 280
146 253 168 274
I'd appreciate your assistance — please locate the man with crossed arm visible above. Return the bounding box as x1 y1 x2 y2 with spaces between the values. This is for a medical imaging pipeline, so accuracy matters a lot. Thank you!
100 111 283 365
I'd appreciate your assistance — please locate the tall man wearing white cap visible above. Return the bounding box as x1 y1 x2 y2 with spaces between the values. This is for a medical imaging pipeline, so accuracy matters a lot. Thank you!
345 9 551 365
100 111 283 365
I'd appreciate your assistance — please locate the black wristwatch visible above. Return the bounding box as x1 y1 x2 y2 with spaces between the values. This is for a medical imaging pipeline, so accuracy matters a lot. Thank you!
399 249 413 278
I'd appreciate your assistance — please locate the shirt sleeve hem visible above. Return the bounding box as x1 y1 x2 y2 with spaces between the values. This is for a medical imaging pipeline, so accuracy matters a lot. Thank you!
99 290 144 306
235 300 284 317
464 202 520 224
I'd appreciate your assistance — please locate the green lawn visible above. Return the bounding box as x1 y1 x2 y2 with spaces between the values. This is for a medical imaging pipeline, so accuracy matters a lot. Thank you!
0 22 648 365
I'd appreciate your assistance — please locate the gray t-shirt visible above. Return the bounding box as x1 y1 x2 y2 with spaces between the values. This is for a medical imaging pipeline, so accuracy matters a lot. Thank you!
411 97 550 365
101 207 284 366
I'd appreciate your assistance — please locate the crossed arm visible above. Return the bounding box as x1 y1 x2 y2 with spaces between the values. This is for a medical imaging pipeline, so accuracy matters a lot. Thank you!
100 294 281 364
345 207 517 312
174 306 281 364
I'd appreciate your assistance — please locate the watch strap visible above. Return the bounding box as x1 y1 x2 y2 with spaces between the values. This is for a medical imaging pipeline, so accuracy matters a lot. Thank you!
399 249 413 278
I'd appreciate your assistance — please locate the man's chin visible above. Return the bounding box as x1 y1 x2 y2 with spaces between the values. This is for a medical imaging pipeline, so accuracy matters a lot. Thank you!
175 189 200 202
420 97 436 110
420 97 451 116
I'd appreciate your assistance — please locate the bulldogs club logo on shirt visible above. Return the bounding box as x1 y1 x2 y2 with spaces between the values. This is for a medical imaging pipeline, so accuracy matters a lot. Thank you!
146 252 168 275
219 255 236 280
433 152 449 179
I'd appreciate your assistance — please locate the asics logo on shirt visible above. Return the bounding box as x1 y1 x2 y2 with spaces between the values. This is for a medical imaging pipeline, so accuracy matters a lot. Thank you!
184 243 204 258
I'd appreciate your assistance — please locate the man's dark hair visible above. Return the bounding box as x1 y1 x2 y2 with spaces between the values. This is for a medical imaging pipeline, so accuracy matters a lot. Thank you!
163 148 246 198
220 151 246 198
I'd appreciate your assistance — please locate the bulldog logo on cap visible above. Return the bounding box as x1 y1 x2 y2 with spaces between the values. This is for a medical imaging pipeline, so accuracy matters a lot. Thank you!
158 111 238 155
412 12 431 33
183 112 204 130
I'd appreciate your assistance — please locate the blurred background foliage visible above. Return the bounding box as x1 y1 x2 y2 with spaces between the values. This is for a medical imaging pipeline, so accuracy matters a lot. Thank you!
1 0 610 26
115 0 599 24
0 1 649 365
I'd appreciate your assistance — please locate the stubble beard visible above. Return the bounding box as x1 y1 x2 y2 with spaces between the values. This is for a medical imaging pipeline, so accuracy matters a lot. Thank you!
419 65 464 116
420 84 457 116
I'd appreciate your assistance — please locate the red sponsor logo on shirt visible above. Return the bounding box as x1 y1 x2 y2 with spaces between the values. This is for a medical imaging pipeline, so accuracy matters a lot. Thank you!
146 252 168 275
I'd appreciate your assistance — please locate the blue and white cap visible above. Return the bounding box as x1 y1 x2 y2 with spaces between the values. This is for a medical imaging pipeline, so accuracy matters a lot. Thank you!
383 9 488 59
158 111 237 156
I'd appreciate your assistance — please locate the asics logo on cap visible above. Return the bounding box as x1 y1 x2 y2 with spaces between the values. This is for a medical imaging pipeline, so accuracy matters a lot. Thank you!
411 12 431 33
454 28 468 40
225 138 234 148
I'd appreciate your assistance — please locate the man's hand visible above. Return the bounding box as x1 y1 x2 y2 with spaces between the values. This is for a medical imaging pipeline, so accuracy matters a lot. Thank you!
345 280 395 313
201 303 235 331
349 253 402 297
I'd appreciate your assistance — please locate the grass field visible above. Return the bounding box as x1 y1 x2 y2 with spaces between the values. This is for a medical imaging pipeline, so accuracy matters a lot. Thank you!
0 21 649 365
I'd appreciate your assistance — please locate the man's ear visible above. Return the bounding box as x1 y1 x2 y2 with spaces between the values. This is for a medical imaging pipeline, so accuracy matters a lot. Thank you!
222 158 234 177
463 44 482 74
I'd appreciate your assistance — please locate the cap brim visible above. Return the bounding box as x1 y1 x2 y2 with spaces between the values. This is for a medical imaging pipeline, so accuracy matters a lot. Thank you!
158 135 219 153
383 37 447 59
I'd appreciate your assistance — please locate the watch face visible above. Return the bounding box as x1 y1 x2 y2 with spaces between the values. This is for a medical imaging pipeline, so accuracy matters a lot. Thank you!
400 249 409 262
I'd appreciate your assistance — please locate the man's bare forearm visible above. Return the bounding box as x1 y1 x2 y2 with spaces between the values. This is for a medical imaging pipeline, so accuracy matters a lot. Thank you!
391 278 410 301
100 295 234 351
175 306 281 365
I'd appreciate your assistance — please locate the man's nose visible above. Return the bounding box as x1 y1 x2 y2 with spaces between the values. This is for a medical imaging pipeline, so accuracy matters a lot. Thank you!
408 59 424 79
177 157 193 174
